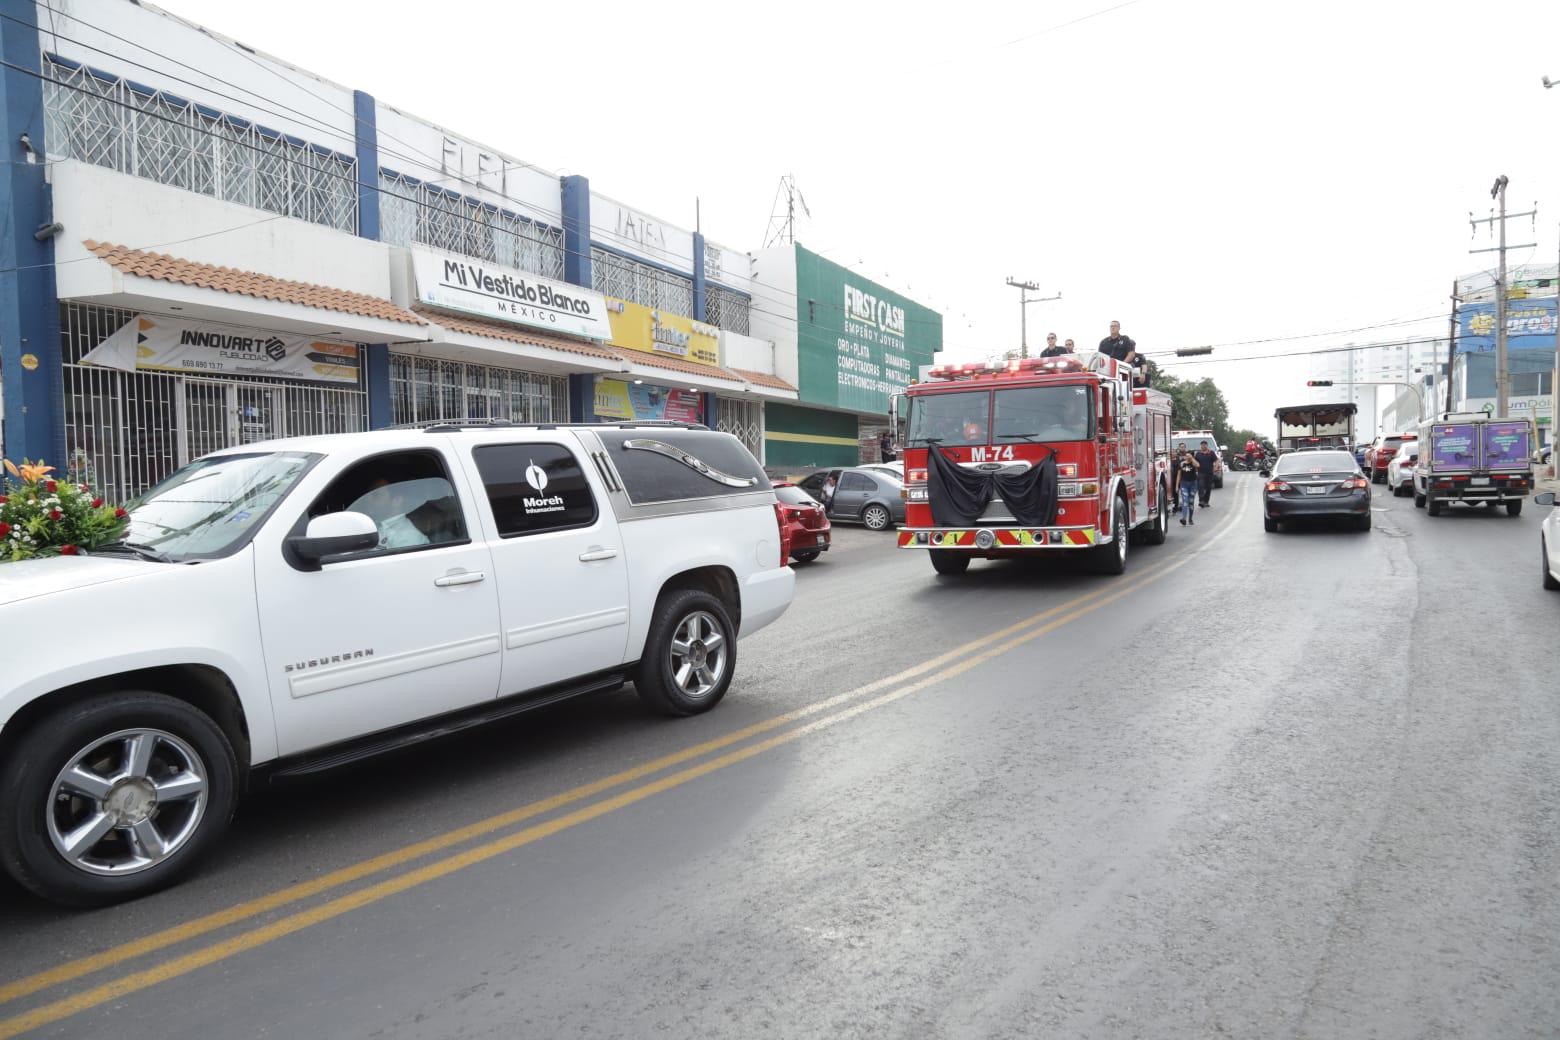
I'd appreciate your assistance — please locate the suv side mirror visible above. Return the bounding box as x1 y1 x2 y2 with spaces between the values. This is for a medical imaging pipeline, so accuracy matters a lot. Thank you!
289 511 379 564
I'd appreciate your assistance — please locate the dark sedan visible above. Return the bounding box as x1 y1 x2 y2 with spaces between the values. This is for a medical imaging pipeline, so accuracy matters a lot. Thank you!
796 467 906 531
1263 449 1372 532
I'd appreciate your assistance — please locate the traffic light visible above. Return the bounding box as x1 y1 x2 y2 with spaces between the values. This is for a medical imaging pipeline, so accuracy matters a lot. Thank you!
1307 379 1333 387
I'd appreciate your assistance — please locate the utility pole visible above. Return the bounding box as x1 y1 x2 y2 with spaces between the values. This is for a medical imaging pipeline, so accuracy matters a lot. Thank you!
1004 276 1060 358
1469 175 1536 416
1445 280 1458 416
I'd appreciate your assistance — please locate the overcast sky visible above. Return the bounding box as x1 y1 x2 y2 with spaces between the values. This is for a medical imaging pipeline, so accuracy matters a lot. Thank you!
161 0 1560 433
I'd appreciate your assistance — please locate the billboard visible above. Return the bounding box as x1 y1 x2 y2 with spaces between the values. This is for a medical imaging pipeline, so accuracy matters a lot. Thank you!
1456 297 1556 354
592 378 703 422
81 315 359 385
792 245 942 414
604 299 720 367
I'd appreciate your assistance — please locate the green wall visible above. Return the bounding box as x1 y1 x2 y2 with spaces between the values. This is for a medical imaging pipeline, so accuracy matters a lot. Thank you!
793 244 942 415
764 402 859 470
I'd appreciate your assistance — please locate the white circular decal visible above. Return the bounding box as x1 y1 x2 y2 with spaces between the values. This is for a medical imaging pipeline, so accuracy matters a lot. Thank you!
524 461 549 492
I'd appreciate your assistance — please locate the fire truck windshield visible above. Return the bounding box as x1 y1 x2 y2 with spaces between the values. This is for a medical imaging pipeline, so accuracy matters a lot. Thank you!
905 390 989 446
993 386 1092 442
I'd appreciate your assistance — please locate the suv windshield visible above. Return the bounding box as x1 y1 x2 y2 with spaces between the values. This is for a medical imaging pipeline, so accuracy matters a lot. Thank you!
1274 451 1357 476
121 452 317 560
906 390 989 446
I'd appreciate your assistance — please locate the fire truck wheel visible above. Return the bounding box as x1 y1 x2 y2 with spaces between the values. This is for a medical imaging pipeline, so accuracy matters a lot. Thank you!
1142 487 1168 546
929 550 970 576
1092 498 1129 575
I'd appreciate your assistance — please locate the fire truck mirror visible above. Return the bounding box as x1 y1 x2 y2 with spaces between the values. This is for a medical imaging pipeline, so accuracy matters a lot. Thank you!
888 392 903 436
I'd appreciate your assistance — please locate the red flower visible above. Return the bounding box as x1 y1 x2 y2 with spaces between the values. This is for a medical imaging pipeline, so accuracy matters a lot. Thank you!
114 507 128 519
59 544 78 556
0 522 9 538
45 481 57 493
0 495 7 504
48 509 62 521
91 498 104 508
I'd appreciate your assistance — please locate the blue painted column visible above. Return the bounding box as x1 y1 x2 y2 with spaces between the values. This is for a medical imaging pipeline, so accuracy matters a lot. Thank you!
691 232 707 323
561 175 591 289
351 89 394 430
568 373 594 423
0 0 63 466
702 392 718 429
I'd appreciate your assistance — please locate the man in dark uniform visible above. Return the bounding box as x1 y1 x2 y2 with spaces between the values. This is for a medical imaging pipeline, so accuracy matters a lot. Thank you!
1194 440 1218 508
1099 321 1137 363
1039 332 1069 358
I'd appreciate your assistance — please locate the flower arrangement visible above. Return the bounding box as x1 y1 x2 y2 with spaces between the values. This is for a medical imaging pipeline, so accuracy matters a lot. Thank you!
0 459 130 562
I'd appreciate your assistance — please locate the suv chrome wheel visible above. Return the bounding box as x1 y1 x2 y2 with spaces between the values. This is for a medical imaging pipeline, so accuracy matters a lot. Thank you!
669 611 729 699
47 728 208 877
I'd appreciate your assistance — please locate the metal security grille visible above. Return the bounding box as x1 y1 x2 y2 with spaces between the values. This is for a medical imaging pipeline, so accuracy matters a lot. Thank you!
717 397 764 461
705 286 751 335
389 354 569 426
380 172 565 280
61 304 367 501
591 247 694 317
43 59 357 234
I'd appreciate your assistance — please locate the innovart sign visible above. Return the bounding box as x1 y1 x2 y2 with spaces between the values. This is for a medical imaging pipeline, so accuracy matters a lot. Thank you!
81 316 360 384
411 247 612 340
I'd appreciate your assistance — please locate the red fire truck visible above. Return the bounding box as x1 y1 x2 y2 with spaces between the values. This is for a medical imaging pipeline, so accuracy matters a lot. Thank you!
892 353 1174 576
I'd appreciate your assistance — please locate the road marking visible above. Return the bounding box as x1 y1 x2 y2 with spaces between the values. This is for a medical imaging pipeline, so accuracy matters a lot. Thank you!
0 497 1247 1035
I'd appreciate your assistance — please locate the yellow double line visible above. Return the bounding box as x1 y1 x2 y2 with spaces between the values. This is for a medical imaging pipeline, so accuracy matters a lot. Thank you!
0 491 1246 1038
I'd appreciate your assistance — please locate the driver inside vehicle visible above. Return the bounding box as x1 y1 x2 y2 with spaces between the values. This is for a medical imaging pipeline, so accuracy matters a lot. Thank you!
1034 388 1090 441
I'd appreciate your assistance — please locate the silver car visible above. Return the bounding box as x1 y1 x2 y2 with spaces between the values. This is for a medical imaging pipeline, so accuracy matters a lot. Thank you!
796 467 906 531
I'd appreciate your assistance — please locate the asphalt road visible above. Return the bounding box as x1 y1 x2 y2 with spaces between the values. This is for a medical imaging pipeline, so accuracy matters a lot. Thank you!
3 474 1558 1038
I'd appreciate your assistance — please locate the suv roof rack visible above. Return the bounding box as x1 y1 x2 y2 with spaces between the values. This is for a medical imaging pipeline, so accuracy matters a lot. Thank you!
396 418 712 434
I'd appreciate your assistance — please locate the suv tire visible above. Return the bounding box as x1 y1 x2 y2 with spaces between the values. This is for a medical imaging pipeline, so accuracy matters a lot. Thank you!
0 691 238 908
635 588 737 717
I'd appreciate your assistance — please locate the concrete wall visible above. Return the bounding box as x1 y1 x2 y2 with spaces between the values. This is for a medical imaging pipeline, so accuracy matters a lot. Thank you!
590 193 694 273
749 244 798 386
721 330 777 375
50 160 394 300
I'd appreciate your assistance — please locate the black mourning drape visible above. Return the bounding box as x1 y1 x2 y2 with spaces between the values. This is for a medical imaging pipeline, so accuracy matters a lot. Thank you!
925 447 1059 527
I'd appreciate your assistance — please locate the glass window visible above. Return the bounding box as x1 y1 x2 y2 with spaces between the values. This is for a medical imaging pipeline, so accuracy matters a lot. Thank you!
839 473 874 492
123 452 317 560
309 450 467 553
474 443 597 537
993 385 1093 442
774 485 819 507
906 390 990 447
1273 451 1357 476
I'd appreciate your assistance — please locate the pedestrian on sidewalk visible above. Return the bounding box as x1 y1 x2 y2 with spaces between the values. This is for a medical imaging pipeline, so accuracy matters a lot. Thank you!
1175 450 1199 525
879 430 897 462
1194 440 1218 508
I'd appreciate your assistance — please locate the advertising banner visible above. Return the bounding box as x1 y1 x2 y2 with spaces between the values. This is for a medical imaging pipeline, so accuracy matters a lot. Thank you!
1429 424 1478 470
593 377 703 422
1481 420 1531 469
81 315 360 384
1456 297 1557 354
411 246 612 340
605 299 721 367
792 245 942 414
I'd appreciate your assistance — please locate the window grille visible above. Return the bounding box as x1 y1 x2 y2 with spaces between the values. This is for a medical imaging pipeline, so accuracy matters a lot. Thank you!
389 354 570 426
43 58 357 234
380 172 565 280
716 397 764 461
590 247 694 317
706 285 751 335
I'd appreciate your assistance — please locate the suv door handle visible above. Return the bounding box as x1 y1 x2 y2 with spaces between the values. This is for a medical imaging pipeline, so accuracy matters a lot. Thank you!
578 547 619 562
434 570 486 587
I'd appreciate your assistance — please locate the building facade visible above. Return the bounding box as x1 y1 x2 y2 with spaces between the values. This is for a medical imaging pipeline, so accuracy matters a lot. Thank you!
0 0 805 500
749 244 942 469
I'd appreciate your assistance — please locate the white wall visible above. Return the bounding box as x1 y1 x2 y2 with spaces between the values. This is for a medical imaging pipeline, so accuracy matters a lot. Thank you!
51 160 393 300
747 245 799 387
721 331 775 375
704 241 753 295
374 105 562 225
589 194 694 272
44 0 357 155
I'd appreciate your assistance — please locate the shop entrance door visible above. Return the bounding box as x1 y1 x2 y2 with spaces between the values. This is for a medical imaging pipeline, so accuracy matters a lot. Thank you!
178 380 279 465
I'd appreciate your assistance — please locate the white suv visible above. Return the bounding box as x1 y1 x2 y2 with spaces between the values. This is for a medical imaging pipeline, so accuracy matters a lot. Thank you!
0 423 793 906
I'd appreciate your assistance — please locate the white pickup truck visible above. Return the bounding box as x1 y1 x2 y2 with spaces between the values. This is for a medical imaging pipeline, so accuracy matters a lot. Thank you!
0 422 794 906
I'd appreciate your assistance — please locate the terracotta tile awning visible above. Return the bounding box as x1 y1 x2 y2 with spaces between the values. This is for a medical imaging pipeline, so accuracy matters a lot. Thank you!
605 347 744 384
84 240 424 326
729 367 798 393
413 306 619 361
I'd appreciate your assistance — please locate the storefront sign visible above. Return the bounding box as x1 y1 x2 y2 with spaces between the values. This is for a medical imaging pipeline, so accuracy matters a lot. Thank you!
593 377 703 422
411 247 612 340
1457 298 1557 354
792 245 941 414
606 299 720 366
81 316 360 384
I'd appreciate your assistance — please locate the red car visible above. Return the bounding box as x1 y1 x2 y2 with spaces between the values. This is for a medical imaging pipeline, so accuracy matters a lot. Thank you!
1364 433 1415 483
773 482 831 563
